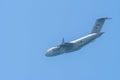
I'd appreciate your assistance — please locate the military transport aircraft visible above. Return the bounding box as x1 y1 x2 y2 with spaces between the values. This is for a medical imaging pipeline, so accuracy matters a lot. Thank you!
45 17 111 57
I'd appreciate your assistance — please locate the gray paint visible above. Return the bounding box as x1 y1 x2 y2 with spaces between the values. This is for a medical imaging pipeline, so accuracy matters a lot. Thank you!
45 17 111 57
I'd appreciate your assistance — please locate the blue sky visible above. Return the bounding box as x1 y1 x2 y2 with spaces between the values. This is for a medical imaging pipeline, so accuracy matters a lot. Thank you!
0 0 120 80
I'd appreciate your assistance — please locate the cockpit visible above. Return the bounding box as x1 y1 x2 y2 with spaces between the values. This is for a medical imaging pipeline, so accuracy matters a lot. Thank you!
55 42 74 51
45 42 74 57
58 42 73 48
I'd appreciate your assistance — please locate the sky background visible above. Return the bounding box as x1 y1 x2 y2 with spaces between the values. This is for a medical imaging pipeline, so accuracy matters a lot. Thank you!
0 0 120 80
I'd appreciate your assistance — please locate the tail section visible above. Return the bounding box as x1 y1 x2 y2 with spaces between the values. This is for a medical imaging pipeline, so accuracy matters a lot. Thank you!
91 17 111 33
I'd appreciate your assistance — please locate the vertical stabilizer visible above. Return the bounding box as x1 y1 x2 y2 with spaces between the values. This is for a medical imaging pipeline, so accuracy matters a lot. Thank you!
91 17 111 33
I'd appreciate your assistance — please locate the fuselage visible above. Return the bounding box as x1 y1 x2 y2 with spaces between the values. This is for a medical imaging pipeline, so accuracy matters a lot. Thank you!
45 32 104 57
45 17 110 57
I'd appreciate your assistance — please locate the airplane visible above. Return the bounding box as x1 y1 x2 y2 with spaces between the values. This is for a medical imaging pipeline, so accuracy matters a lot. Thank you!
45 17 111 57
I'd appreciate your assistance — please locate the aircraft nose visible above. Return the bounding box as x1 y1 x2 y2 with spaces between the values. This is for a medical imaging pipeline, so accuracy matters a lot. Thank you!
45 47 61 57
45 52 51 57
45 50 53 57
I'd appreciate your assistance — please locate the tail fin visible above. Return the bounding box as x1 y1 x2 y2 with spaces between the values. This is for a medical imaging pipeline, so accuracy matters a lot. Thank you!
91 17 111 33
